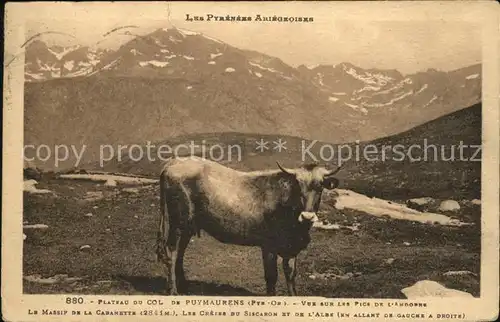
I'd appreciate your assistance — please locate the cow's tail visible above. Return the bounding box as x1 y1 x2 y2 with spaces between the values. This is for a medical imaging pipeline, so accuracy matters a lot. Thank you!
156 167 170 263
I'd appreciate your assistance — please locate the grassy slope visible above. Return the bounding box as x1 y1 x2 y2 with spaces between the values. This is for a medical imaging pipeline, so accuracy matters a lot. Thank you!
23 179 480 297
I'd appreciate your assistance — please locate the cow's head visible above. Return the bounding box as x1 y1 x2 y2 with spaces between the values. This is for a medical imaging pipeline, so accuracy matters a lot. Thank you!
277 162 342 224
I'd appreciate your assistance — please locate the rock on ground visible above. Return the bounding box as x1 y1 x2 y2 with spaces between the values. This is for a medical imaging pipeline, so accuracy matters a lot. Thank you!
401 280 474 299
83 191 104 202
406 197 434 211
443 270 477 277
471 199 481 205
104 179 117 187
23 224 49 229
24 274 83 284
385 258 395 265
438 200 461 212
123 187 140 193
24 180 52 194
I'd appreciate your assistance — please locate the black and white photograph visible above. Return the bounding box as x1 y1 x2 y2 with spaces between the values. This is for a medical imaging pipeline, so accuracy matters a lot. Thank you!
3 1 499 321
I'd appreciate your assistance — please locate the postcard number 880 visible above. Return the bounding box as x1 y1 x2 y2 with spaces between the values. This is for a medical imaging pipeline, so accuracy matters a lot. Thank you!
66 297 84 304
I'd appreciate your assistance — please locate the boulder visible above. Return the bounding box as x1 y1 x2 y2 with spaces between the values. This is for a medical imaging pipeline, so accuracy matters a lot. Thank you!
104 179 117 187
438 200 460 212
123 187 140 194
385 258 395 265
401 280 474 299
471 199 481 206
24 180 52 194
443 270 477 277
23 224 49 229
406 197 434 211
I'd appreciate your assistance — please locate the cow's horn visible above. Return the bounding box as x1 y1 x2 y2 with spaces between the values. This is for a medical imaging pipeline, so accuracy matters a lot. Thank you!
326 163 344 176
276 162 294 175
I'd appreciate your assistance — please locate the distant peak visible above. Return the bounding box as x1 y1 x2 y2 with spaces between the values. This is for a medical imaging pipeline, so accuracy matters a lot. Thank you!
304 64 320 70
159 26 223 43
338 62 360 70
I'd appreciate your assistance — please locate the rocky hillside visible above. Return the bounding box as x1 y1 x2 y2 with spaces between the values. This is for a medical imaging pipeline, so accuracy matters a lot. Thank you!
94 103 481 200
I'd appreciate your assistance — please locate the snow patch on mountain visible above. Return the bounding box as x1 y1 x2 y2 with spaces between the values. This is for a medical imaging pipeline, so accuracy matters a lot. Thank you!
154 39 166 47
139 60 170 67
249 61 277 73
47 45 80 60
183 55 195 61
377 78 413 95
344 66 377 85
345 102 368 115
203 35 223 43
164 54 176 59
78 61 91 68
333 92 347 96
225 67 236 73
210 53 223 59
306 64 319 69
130 49 143 56
64 60 74 71
355 85 381 94
25 72 45 80
208 61 216 65
102 58 120 70
169 36 182 43
86 52 101 66
343 65 395 87
416 84 428 94
175 28 223 43
363 90 414 108
160 49 169 53
328 96 339 102
254 72 262 78
466 74 479 80
67 68 92 77
178 28 199 36
37 60 58 72
316 73 325 86
424 95 438 107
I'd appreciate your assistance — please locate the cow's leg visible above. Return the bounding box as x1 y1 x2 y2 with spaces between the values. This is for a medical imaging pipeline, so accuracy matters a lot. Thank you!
165 228 180 295
261 248 278 296
156 229 177 295
174 232 192 294
282 257 298 296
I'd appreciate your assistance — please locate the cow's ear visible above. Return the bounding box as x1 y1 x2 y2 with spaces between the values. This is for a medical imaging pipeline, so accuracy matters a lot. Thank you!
323 177 339 190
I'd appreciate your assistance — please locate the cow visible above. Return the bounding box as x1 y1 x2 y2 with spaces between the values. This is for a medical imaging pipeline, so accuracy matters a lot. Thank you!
155 156 342 296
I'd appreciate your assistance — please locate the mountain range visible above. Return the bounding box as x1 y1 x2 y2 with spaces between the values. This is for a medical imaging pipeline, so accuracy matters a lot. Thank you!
23 27 481 170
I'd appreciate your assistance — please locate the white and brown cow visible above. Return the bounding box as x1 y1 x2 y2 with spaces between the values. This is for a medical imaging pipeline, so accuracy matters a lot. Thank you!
156 156 342 296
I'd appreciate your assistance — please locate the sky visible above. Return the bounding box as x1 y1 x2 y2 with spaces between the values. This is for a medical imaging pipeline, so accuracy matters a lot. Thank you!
10 2 483 74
